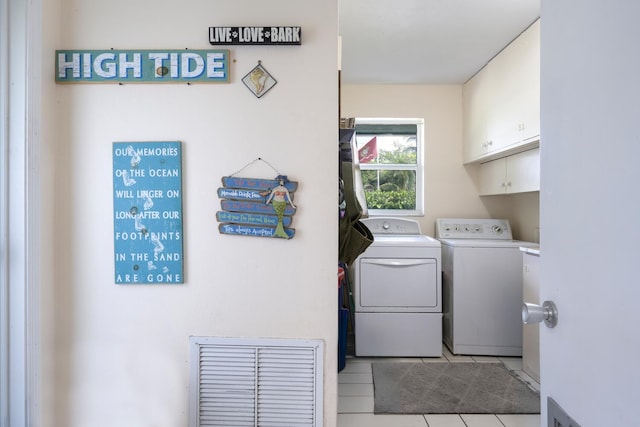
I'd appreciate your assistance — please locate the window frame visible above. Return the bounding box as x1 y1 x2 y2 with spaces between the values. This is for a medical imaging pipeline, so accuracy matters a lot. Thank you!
1 0 42 425
355 117 424 217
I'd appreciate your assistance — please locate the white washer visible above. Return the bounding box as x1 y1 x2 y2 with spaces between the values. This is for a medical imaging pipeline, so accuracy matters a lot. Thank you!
436 218 537 357
354 218 442 357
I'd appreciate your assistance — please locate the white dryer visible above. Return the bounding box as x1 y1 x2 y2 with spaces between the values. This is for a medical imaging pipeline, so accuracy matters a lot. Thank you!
436 218 537 357
354 218 442 357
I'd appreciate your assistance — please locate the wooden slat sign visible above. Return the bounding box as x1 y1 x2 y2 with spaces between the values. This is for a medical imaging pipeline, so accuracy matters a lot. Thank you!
113 141 183 284
56 49 229 83
217 175 297 239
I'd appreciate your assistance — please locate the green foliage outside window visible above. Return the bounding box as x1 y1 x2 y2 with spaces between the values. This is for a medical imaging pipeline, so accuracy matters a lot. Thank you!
360 149 417 210
355 119 423 214
377 149 416 165
364 190 416 210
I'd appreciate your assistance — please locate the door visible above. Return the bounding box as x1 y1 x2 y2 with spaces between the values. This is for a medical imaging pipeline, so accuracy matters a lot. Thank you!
478 157 506 195
453 247 524 356
522 252 540 382
540 2 640 425
462 67 490 162
478 148 540 195
357 257 438 310
506 148 540 194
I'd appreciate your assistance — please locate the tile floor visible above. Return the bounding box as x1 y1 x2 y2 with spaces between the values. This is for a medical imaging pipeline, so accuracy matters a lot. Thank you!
337 346 541 427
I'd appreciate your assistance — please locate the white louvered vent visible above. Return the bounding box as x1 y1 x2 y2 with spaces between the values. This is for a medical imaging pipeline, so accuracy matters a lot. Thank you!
189 337 324 427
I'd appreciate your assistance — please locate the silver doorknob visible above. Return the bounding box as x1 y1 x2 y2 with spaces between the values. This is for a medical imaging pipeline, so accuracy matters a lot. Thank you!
522 300 558 328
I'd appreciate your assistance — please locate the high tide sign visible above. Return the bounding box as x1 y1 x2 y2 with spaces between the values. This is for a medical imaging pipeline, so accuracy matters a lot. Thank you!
56 49 229 83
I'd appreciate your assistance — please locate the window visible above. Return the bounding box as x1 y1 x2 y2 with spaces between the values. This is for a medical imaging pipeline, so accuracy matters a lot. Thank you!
354 118 424 216
1 1 41 424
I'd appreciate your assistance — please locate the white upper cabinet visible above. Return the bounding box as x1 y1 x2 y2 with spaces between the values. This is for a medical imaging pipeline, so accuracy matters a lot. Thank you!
463 19 540 164
462 65 492 160
479 147 540 196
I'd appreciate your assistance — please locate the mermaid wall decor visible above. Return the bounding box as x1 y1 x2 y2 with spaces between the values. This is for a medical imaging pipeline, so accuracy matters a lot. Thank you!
261 175 296 239
216 159 298 239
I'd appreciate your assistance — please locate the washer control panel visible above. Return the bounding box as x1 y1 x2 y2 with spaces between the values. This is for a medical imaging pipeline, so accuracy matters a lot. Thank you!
361 217 422 235
435 218 513 239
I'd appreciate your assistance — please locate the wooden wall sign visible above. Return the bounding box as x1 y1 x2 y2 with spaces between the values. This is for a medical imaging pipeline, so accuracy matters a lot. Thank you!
113 141 183 284
217 175 298 239
209 26 301 45
56 50 229 83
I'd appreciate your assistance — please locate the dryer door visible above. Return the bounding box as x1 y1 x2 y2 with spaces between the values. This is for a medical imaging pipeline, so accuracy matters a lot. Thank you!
357 257 438 312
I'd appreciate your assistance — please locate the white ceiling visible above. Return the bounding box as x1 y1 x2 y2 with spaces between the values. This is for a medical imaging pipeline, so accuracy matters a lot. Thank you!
339 0 540 84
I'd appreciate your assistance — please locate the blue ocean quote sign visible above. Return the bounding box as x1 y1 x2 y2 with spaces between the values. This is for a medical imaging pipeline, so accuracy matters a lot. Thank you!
113 141 183 284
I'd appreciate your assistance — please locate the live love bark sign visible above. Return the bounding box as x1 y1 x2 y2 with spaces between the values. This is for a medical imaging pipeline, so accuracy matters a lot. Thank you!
209 26 301 45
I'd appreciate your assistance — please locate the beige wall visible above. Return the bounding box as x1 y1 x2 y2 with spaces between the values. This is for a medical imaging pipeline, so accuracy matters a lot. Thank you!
40 1 339 426
482 192 540 242
34 5 540 424
341 84 489 237
341 84 540 242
